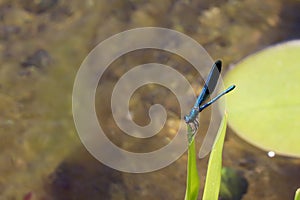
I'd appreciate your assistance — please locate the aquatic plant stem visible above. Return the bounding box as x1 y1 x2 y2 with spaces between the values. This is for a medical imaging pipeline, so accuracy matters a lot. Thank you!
184 125 200 200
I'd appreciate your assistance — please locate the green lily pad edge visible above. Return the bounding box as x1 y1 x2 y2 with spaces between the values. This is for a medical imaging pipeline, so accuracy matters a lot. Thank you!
223 40 300 158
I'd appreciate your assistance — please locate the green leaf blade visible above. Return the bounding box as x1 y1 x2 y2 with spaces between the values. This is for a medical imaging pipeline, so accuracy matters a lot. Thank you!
295 188 300 200
202 115 227 200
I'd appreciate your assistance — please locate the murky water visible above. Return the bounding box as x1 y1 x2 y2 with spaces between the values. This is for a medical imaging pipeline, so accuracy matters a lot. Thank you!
0 0 299 199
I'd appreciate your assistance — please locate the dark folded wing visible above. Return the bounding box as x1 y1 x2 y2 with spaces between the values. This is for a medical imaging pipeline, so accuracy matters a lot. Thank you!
195 60 222 108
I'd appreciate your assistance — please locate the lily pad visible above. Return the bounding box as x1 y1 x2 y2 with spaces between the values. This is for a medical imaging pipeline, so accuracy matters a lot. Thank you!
223 40 300 157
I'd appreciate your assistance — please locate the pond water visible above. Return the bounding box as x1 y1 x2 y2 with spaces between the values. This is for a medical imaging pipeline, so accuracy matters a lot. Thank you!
0 0 299 199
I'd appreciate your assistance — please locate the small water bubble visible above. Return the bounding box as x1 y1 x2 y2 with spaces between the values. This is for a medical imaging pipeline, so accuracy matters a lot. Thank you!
267 151 276 158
